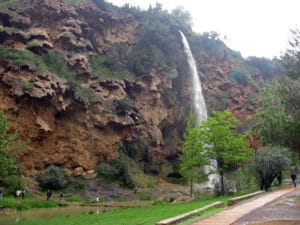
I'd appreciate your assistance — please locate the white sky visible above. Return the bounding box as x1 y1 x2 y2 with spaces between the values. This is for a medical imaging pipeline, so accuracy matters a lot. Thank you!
106 0 300 59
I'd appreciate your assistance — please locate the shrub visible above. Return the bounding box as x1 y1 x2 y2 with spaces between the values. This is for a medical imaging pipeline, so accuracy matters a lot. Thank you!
114 97 135 115
36 165 67 190
94 162 117 182
235 167 259 193
228 66 251 85
248 147 291 191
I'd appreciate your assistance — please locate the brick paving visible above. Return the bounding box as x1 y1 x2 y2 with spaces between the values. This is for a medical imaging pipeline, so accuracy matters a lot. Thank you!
191 187 296 225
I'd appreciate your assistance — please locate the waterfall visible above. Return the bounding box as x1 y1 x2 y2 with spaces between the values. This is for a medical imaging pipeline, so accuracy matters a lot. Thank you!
179 31 207 125
179 31 219 189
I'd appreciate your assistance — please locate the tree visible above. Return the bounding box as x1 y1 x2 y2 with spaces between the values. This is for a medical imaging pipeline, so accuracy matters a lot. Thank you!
248 147 291 191
0 112 26 181
252 84 298 149
179 111 211 197
200 110 252 195
180 110 252 195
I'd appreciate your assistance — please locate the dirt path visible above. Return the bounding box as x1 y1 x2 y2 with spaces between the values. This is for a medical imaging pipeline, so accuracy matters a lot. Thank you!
190 187 297 225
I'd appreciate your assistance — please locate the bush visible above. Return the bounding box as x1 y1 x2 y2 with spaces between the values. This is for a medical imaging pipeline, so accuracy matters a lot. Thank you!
235 167 259 193
114 97 135 115
228 66 251 85
248 147 291 191
36 165 67 190
94 162 117 182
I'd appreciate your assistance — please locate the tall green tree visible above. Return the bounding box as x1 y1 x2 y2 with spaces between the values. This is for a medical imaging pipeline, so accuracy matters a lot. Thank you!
200 110 252 195
252 84 297 148
0 112 26 181
180 110 252 195
179 111 211 197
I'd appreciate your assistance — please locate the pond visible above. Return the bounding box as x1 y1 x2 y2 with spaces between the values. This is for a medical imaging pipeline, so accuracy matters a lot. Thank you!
0 205 111 225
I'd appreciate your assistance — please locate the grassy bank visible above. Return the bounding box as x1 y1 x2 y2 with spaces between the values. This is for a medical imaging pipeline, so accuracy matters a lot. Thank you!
0 196 66 210
8 194 239 225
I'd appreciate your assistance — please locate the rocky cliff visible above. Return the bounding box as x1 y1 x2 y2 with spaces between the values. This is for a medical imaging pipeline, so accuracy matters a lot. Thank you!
0 0 261 179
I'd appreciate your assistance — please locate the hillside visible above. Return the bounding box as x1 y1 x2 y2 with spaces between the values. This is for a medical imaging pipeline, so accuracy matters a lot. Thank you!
0 0 282 182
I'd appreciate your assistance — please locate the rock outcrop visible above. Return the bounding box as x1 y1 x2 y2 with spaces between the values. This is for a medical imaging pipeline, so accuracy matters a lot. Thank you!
0 0 260 178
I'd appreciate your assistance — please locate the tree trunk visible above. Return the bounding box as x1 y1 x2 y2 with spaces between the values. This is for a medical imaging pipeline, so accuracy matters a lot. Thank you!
220 170 224 195
189 178 193 197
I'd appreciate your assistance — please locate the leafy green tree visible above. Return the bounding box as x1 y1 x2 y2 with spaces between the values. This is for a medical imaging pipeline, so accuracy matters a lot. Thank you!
180 110 252 195
248 147 291 191
179 111 210 197
200 110 252 195
252 83 298 149
277 29 300 151
0 112 26 181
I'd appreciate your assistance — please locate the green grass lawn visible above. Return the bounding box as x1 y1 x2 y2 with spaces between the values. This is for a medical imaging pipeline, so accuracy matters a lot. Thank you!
8 194 238 225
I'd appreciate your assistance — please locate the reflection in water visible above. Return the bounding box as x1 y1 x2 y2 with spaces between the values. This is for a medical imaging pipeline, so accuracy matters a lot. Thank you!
0 205 109 225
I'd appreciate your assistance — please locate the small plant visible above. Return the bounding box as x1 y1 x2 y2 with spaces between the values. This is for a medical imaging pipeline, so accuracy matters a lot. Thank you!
21 81 34 90
114 97 135 114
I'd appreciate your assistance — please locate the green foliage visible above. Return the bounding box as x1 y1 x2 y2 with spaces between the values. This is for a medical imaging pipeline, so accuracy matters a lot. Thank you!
179 110 210 196
180 110 252 196
190 32 241 62
0 196 63 210
136 192 152 201
246 56 284 79
66 176 86 191
36 165 67 190
21 81 34 90
280 28 300 80
3 175 24 194
235 167 259 193
0 0 21 8
90 54 133 80
227 66 251 85
248 147 291 191
126 4 185 75
0 26 18 32
114 97 135 115
119 136 151 163
43 51 94 102
0 112 27 180
252 83 298 148
5 194 240 225
0 46 47 70
95 162 117 182
27 40 44 48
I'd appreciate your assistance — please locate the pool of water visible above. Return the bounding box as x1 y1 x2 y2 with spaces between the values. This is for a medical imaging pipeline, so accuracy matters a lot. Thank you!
0 205 111 225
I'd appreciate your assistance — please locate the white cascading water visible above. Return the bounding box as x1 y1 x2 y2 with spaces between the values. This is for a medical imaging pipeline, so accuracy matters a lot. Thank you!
179 31 219 188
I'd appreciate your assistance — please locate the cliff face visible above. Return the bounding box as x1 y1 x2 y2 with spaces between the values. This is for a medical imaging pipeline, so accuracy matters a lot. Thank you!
0 0 259 178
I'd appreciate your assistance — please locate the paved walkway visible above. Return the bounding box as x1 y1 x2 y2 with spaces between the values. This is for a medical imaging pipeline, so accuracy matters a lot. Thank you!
191 187 297 225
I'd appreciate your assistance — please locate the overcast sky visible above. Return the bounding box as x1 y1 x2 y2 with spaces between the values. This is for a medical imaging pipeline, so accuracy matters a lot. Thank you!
106 0 300 59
